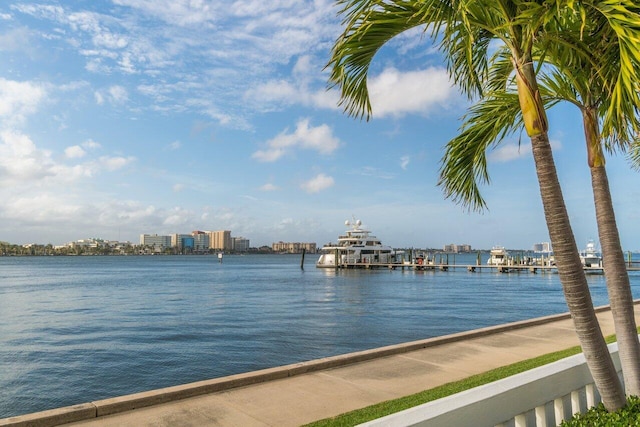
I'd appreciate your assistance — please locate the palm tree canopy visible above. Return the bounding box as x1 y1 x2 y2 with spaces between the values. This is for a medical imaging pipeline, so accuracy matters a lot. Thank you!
438 3 640 211
327 0 561 120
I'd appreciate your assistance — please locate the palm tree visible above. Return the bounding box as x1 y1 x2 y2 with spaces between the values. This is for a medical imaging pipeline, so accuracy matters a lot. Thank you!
438 7 640 396
327 0 632 410
542 10 640 396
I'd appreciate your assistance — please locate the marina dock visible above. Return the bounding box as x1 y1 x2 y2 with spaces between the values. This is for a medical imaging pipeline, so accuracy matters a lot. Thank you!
332 260 640 273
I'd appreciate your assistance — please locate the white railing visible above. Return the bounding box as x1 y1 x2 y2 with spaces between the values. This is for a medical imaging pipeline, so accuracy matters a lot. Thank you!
359 342 622 427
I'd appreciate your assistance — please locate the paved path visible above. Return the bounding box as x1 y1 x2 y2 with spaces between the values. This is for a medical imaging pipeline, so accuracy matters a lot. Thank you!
3 303 639 427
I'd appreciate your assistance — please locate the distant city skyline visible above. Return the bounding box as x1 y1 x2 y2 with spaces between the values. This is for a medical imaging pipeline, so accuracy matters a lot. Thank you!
0 2 638 251
3 234 578 254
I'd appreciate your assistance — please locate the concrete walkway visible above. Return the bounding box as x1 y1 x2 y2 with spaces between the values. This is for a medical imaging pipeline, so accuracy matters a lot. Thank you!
3 302 640 427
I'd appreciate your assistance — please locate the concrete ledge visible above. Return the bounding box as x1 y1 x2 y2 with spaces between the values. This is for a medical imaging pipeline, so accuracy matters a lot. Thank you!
93 365 292 416
0 404 96 427
0 302 629 427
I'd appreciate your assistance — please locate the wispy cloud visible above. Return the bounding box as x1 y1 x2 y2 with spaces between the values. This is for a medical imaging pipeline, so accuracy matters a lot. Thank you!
12 1 339 127
260 183 279 191
488 141 531 162
300 173 334 193
167 140 182 150
252 119 340 162
400 155 410 170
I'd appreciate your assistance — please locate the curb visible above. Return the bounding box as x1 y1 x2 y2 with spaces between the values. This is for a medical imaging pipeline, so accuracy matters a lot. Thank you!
0 302 626 427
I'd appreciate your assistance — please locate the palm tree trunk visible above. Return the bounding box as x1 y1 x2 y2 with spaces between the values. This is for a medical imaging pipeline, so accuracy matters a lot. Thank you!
530 132 626 411
592 164 640 396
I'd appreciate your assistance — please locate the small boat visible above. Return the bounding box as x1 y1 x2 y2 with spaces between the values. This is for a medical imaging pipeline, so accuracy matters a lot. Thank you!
316 218 401 268
487 246 509 265
413 252 433 270
580 240 602 268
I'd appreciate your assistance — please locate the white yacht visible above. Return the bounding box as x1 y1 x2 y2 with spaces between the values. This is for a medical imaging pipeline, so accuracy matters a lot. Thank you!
316 219 400 268
580 240 602 268
487 246 509 265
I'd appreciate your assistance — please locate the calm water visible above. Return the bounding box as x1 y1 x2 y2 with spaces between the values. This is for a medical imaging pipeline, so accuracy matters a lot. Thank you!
1 253 640 418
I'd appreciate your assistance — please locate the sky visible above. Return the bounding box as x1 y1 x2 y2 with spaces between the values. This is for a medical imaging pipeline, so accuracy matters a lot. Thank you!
0 1 639 251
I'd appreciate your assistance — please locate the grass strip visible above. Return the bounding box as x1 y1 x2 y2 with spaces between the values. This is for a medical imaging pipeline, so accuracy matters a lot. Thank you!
303 334 619 427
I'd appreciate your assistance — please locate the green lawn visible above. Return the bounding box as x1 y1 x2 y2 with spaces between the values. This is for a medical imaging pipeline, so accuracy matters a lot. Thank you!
303 334 619 427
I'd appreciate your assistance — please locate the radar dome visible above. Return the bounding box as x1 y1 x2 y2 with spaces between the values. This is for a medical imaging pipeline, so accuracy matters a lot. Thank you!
345 220 350 226
356 219 362 226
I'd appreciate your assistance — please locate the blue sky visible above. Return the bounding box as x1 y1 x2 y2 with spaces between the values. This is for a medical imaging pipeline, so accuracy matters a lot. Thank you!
0 1 639 251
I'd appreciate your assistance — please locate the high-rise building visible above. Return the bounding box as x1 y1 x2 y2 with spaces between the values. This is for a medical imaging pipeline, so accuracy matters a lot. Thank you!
170 234 194 251
208 230 232 251
192 231 210 252
233 237 250 252
140 234 171 250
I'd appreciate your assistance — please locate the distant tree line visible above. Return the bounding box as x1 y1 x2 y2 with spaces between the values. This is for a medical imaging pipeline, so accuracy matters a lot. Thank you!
0 241 275 256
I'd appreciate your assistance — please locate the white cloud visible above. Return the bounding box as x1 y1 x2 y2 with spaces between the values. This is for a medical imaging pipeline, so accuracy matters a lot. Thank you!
400 155 410 170
168 141 182 150
487 137 561 163
172 183 184 192
0 78 46 125
488 142 531 162
0 130 135 188
83 139 102 149
163 207 195 226
260 183 278 191
0 130 55 181
112 0 220 26
368 67 456 117
245 55 341 112
252 119 340 162
301 173 334 193
65 145 87 158
0 27 32 52
99 155 135 171
108 85 128 104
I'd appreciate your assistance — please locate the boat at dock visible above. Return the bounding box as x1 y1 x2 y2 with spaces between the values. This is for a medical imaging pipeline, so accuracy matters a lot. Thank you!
316 219 402 268
487 246 509 266
580 240 602 268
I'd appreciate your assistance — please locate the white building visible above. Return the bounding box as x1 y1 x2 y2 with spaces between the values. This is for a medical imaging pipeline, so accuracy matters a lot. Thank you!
140 234 171 250
533 242 552 253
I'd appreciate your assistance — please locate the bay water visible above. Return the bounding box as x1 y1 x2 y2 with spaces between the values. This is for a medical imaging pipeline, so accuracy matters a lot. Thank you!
1 253 640 418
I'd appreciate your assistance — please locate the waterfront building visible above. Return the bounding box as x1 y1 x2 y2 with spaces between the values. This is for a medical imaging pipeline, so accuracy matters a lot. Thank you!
191 231 210 253
171 234 191 250
443 243 472 253
533 242 552 253
208 230 232 251
233 237 250 252
140 234 171 251
272 241 317 254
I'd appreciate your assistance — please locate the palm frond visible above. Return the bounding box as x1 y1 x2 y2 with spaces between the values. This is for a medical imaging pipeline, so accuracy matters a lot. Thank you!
439 91 524 211
327 0 449 120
